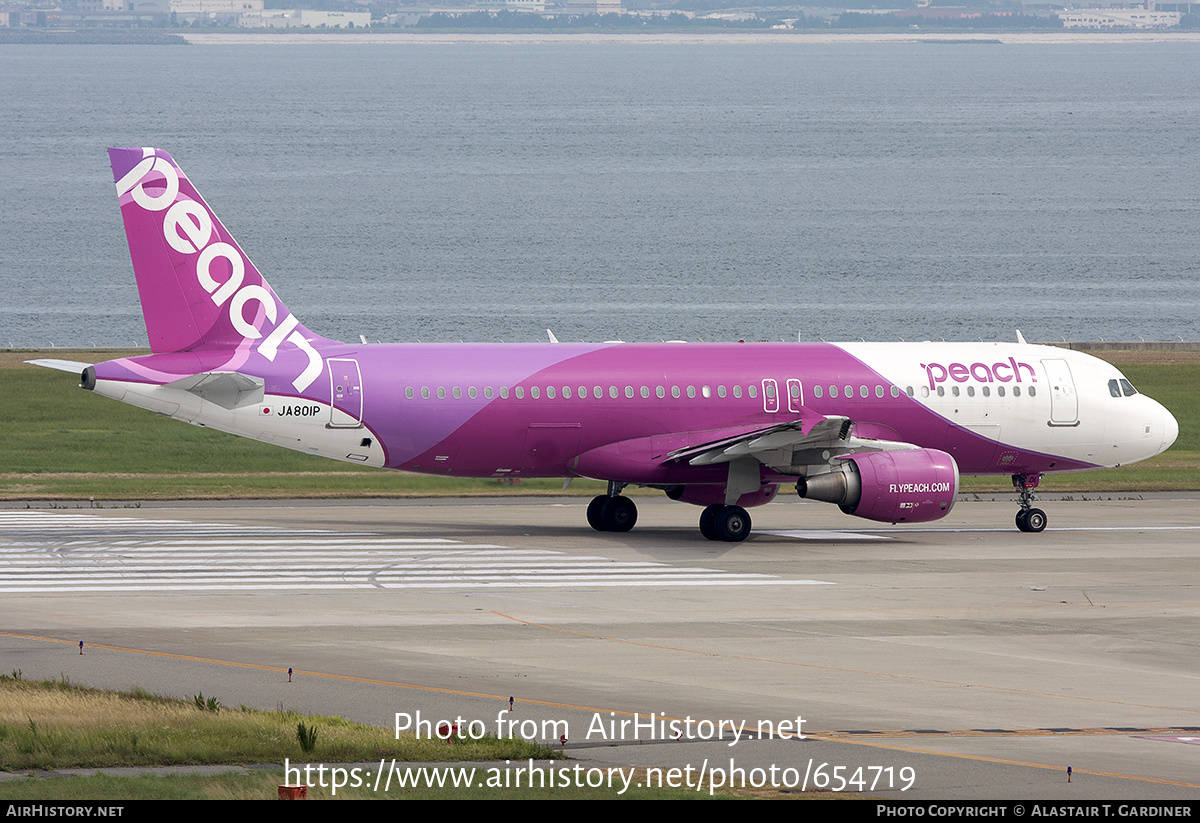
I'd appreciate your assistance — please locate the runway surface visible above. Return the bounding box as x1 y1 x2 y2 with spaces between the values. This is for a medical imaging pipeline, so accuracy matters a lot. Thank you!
3 494 1198 799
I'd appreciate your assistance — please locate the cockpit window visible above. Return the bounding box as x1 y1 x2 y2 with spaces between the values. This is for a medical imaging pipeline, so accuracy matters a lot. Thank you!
1108 379 1121 398
1120 378 1138 397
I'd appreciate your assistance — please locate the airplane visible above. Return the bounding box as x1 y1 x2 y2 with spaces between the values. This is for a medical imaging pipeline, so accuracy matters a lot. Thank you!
29 148 1179 541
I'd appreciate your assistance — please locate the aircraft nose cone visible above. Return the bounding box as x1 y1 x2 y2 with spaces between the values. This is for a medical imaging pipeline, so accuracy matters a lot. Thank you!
1161 405 1179 454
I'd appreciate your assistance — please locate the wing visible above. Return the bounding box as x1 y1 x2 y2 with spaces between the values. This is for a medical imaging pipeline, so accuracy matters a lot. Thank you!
572 409 922 486
678 409 921 473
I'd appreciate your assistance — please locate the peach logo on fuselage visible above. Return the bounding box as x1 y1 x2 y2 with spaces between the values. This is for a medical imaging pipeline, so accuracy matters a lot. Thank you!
920 358 1037 391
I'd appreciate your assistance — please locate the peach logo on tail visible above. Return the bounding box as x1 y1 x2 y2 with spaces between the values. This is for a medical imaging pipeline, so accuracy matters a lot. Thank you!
115 150 322 392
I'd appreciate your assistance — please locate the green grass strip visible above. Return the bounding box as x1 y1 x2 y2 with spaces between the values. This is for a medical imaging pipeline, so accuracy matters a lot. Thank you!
0 676 553 772
0 676 750 800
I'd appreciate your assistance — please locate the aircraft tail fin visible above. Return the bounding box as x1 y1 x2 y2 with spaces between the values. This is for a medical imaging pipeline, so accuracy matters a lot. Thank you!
108 148 333 358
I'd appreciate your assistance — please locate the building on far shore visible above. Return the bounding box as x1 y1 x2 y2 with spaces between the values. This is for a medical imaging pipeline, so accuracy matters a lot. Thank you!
170 0 261 25
566 0 622 13
252 8 370 26
1060 7 1180 26
474 0 546 11
0 0 369 26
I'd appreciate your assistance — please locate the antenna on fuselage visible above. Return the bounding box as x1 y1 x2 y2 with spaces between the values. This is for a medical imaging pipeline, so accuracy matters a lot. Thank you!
1015 329 1027 345
547 329 559 344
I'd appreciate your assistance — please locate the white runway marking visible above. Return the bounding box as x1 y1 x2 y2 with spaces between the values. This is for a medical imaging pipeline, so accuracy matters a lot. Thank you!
0 512 831 593
758 529 893 541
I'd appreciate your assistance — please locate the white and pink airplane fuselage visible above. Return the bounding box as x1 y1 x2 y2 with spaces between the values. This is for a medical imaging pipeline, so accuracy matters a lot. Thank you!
32 149 1178 541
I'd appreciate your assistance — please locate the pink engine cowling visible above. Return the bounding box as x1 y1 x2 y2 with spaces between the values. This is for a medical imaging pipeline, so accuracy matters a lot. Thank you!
797 448 959 524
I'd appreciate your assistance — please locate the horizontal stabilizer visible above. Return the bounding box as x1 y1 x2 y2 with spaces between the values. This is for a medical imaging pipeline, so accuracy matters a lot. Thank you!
26 359 93 374
166 371 265 411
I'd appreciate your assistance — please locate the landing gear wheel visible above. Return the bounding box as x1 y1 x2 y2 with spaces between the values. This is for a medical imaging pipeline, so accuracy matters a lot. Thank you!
1012 473 1045 534
1025 508 1047 533
1015 508 1047 533
587 496 606 531
699 504 724 541
714 505 751 543
600 496 637 532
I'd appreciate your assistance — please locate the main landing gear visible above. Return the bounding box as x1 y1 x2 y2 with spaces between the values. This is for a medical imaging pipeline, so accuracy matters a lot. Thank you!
699 504 751 543
586 483 752 542
1013 473 1047 533
587 482 637 533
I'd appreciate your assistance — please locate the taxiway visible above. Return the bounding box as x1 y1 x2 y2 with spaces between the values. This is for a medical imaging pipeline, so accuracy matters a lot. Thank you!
3 495 1198 799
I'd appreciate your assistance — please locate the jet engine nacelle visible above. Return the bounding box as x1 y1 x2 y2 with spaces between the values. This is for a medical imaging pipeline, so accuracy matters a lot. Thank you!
797 448 959 524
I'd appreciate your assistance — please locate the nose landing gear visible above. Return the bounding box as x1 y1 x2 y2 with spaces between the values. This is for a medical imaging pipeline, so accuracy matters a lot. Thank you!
1013 474 1047 533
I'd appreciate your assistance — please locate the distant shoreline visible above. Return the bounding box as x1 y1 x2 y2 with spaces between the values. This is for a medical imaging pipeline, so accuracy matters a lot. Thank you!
4 29 1198 47
177 30 1200 45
